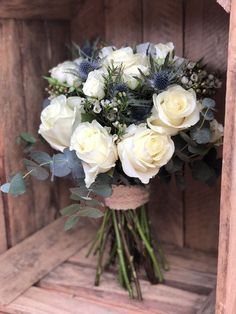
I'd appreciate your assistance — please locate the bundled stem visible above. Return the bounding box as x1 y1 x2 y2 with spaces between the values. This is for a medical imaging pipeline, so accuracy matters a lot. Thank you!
87 206 166 300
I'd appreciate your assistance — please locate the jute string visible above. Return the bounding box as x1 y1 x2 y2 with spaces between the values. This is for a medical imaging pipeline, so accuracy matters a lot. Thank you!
104 185 149 210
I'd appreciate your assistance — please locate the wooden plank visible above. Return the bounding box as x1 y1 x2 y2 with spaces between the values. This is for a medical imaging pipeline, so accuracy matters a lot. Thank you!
71 0 105 44
143 0 184 246
0 216 98 305
0 154 7 254
0 20 70 246
216 0 236 313
0 0 74 20
38 262 205 314
1 286 142 314
184 0 229 252
105 0 142 47
68 242 216 295
197 288 216 314
217 0 231 12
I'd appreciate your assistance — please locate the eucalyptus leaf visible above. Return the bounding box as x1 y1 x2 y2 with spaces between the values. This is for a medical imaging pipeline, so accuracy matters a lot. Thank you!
24 159 49 181
63 149 84 179
165 157 183 174
51 153 71 177
179 131 197 147
70 186 92 200
188 145 210 156
9 172 26 196
60 204 80 216
201 109 214 121
19 132 36 144
64 216 80 231
202 98 216 109
92 173 113 197
0 183 10 193
190 128 211 144
77 207 104 218
191 160 216 183
30 151 52 165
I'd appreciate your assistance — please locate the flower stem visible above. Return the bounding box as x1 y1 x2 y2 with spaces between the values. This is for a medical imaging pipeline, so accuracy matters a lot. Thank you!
117 211 143 300
131 210 164 282
112 210 134 298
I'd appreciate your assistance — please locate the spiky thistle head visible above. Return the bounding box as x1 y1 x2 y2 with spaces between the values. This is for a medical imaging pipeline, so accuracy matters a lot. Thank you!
107 82 128 97
78 59 99 81
150 70 170 91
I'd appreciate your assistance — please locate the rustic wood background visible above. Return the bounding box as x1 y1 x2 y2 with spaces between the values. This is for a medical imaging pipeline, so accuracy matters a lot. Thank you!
0 0 229 254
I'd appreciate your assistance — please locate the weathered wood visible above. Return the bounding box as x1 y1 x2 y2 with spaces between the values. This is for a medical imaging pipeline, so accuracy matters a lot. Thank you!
0 20 70 246
216 0 236 312
197 288 216 314
105 0 142 47
184 0 229 252
38 262 205 314
0 216 97 305
0 0 74 20
142 0 184 246
217 0 231 12
0 153 7 254
71 0 105 44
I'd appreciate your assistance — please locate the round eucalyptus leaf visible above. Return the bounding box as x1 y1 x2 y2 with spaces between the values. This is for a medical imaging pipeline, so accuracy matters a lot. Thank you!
190 128 211 144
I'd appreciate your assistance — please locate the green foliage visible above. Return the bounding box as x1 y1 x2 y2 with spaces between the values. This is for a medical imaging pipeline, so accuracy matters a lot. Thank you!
190 127 211 144
1 172 26 196
91 173 113 197
18 132 36 145
64 216 80 231
23 159 49 181
30 151 52 165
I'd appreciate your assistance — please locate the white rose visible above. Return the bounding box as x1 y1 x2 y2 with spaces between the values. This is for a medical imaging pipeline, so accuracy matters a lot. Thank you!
99 46 116 59
154 42 174 63
117 125 174 184
83 69 105 100
148 85 200 135
209 119 224 145
70 120 118 187
39 95 83 152
136 42 155 55
50 61 79 87
104 47 149 89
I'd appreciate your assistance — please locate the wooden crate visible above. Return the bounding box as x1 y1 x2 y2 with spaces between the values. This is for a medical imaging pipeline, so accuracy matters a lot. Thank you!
0 0 234 313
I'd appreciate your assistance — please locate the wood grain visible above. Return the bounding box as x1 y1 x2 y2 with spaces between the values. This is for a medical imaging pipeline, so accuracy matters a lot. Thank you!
216 0 236 312
197 288 216 314
0 0 74 20
105 0 142 47
38 262 205 314
184 0 229 252
0 20 70 246
143 0 185 246
71 0 105 44
0 216 97 306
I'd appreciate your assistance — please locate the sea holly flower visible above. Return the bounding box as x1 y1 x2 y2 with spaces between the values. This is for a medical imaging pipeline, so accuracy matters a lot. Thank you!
77 59 100 81
117 124 174 184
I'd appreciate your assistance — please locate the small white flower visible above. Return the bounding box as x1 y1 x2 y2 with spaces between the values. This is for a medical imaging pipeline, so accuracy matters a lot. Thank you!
93 101 102 113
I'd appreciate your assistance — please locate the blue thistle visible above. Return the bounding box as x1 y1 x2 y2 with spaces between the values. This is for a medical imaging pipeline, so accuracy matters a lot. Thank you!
78 60 99 81
151 71 170 90
108 83 128 96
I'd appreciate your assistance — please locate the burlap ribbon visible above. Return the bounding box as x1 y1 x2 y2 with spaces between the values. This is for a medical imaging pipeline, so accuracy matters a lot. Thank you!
104 185 149 210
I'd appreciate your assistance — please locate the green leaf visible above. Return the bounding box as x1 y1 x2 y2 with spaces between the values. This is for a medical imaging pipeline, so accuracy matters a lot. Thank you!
9 173 26 196
165 157 183 174
81 112 95 123
51 153 71 177
70 186 92 200
0 183 10 193
191 160 216 183
24 159 49 180
19 132 36 144
77 207 104 219
188 145 210 156
30 151 52 165
201 109 214 121
92 173 113 197
60 204 80 216
64 216 80 231
190 128 211 144
179 131 197 147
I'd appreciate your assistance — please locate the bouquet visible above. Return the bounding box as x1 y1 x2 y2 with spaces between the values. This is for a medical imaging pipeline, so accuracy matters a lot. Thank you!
1 41 223 300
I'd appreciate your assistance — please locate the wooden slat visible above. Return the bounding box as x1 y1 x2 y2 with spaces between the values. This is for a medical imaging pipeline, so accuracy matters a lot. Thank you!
0 155 7 254
71 0 105 44
197 288 216 314
1 287 142 314
0 19 70 246
216 0 236 312
0 216 97 305
105 0 142 47
68 241 216 295
184 0 229 252
0 0 74 20
143 0 185 246
217 0 231 12
38 262 205 314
